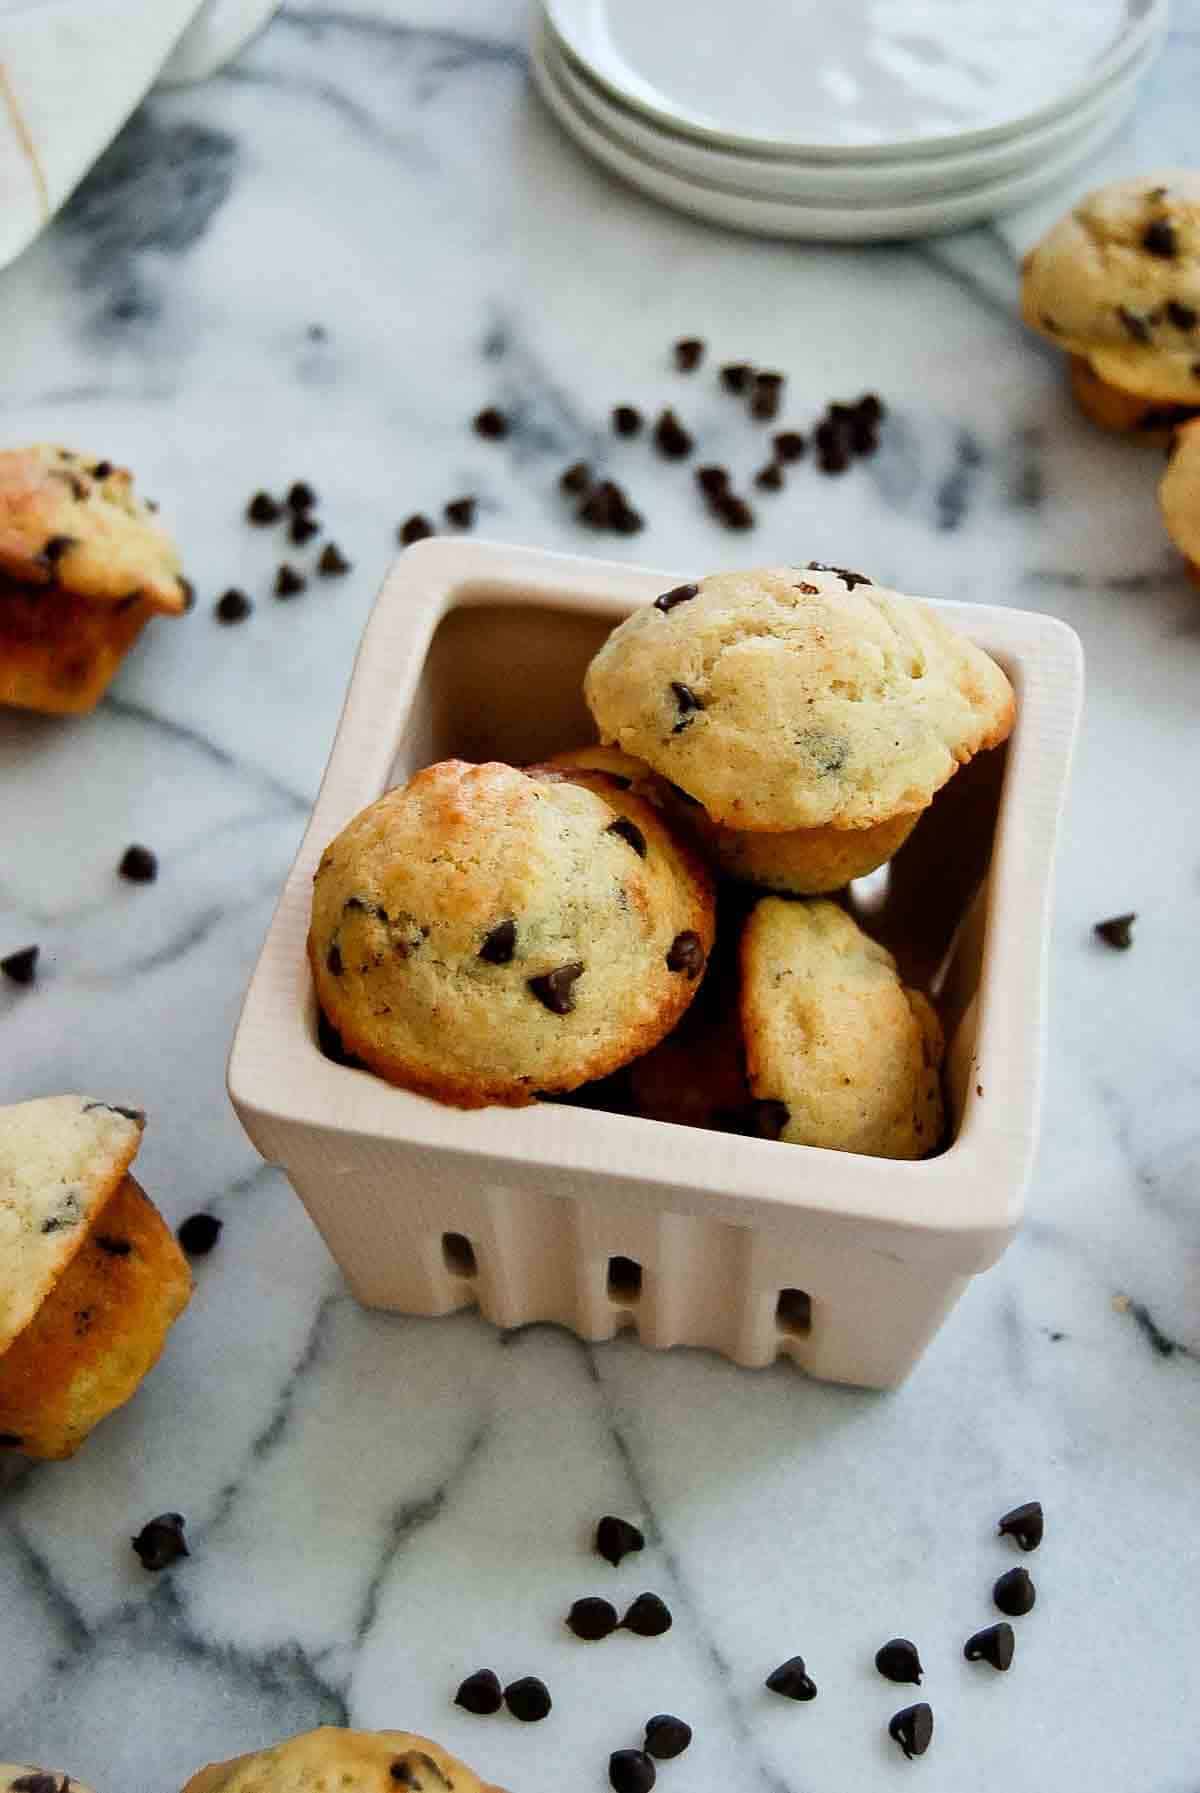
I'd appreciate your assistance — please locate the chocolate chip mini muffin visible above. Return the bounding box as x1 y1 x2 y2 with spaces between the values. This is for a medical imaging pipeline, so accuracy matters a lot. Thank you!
1020 173 1200 431
181 1728 506 1793
1 1767 94 1793
1159 416 1200 586
740 898 944 1159
309 760 716 1109
0 1095 192 1458
0 444 189 715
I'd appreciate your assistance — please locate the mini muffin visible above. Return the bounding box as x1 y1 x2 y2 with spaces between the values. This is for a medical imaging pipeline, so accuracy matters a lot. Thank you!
740 898 944 1159
1 1767 95 1793
0 1095 191 1459
0 445 189 715
309 760 716 1109
1159 416 1200 586
1021 173 1200 428
583 565 1014 833
181 1729 506 1793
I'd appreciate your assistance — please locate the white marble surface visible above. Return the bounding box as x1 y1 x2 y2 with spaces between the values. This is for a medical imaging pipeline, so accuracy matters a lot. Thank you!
2 5 1200 1790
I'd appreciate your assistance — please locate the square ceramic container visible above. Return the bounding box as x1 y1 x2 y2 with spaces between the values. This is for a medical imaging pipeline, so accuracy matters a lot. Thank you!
228 541 1083 1388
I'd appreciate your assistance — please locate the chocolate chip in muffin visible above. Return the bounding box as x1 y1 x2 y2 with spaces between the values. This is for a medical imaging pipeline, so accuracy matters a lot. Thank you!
607 817 647 857
287 481 317 512
91 459 114 479
119 844 158 884
2 945 40 985
993 1566 1036 1616
1142 218 1178 259
674 337 705 372
643 1716 692 1760
215 588 253 623
39 534 77 571
528 961 584 1014
665 931 704 978
504 1676 552 1722
479 919 517 964
653 408 693 459
670 681 705 731
289 513 320 545
654 581 699 613
1117 305 1153 345
755 462 784 492
275 563 307 597
567 1596 619 1641
455 1668 504 1715
773 430 806 462
964 1622 1015 1671
794 581 820 595
318 542 352 577
807 561 873 590
177 1213 222 1257
875 1639 923 1684
131 1512 189 1572
0 1432 26 1448
596 1514 644 1566
474 406 509 440
766 1656 817 1700
1094 912 1136 950
316 1007 362 1067
889 1702 934 1760
609 1751 655 1793
41 1191 82 1233
399 514 434 546
695 464 729 499
613 404 643 437
95 1235 133 1257
720 361 754 393
716 493 755 530
247 491 282 524
621 1592 672 1636
1167 301 1197 331
326 941 343 976
561 460 593 494
997 1499 1044 1551
444 496 477 529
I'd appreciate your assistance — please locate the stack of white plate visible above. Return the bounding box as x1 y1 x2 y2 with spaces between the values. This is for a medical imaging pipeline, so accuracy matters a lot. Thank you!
531 0 1169 241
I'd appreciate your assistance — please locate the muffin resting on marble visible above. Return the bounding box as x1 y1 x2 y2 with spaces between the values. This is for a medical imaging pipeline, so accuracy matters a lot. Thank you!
0 1095 192 1459
1020 172 1200 432
0 444 190 715
2 1767 95 1793
181 1727 507 1793
1159 417 1200 586
309 759 716 1108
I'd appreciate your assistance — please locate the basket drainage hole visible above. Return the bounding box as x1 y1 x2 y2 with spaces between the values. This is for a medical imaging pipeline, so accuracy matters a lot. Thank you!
442 1232 478 1278
608 1255 643 1303
776 1288 812 1336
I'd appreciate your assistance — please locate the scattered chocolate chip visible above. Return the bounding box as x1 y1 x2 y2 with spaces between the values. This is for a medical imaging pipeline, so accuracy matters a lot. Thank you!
607 817 647 857
504 1676 552 1722
750 371 784 420
720 361 753 392
964 1621 1015 1671
1142 218 1177 259
0 1432 25 1448
246 491 282 524
670 681 705 730
177 1213 222 1257
131 1512 189 1572
997 1500 1043 1551
773 430 806 462
528 961 584 1014
1117 306 1152 345
287 481 317 512
455 1668 504 1715
613 404 643 436
567 1596 619 1640
889 1702 933 1760
1094 913 1135 950
2 945 39 985
807 560 873 590
621 1593 672 1636
612 498 645 536
215 588 253 623
581 480 642 532
119 844 158 884
754 462 784 492
766 1656 817 1701
317 542 351 577
561 460 592 494
1167 301 1197 331
275 563 306 597
875 1639 923 1684
643 1716 691 1760
858 393 885 423
479 919 517 964
674 337 704 372
95 1235 133 1257
444 496 477 529
289 513 320 545
609 1751 655 1793
665 930 704 978
849 412 879 456
993 1566 1036 1616
474 406 509 439
596 1514 645 1566
653 408 693 459
716 493 754 530
695 465 729 498
655 581 699 613
10 1775 62 1793
814 421 849 473
41 534 76 568
398 514 434 546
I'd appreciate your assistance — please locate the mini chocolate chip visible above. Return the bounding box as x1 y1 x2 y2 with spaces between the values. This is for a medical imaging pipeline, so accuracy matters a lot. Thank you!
1118 306 1152 344
665 930 704 978
0 1432 25 1448
643 1715 691 1760
92 459 114 478
754 462 784 491
816 437 849 475
609 1751 655 1793
964 1622 1015 1671
131 1512 189 1572
474 406 509 439
613 404 643 436
654 408 693 459
399 514 434 546
720 361 754 392
993 1566 1036 1616
317 542 352 576
119 844 158 884
326 941 343 975
716 492 754 530
807 560 873 590
670 681 705 731
696 464 729 498
875 1639 923 1684
455 1668 504 1714
247 491 282 524
579 480 621 528
287 481 317 512
479 919 517 964
95 1235 133 1256
750 372 784 420
773 430 806 462
889 1702 933 1760
858 393 885 422
674 337 704 372
611 495 645 535
607 816 647 857
596 1514 645 1566
504 1676 552 1721
998 1499 1043 1551
275 563 306 597
1 945 39 985
41 534 76 567
290 513 320 545
655 582 699 613
1167 301 1197 331
567 1596 619 1640
621 1592 672 1636
177 1213 222 1257
1095 912 1136 950
561 462 592 496
766 1656 817 1700
1143 218 1177 258
215 588 253 623
444 496 477 529
528 961 584 1014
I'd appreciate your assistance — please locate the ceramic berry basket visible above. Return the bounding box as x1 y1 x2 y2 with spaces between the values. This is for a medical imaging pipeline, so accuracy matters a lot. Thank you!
228 540 1083 1389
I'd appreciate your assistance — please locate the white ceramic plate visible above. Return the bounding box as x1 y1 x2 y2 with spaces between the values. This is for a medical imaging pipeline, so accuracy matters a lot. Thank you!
544 0 1167 158
543 19 1159 204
